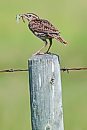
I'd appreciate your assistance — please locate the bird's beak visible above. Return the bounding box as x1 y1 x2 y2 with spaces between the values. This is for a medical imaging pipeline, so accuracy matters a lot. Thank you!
16 14 26 23
19 14 26 23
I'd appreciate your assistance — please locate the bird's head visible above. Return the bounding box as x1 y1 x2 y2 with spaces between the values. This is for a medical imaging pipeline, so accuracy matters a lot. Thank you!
16 13 39 23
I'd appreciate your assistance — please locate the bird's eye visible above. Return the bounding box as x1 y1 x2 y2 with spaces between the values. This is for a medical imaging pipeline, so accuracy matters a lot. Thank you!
29 15 31 17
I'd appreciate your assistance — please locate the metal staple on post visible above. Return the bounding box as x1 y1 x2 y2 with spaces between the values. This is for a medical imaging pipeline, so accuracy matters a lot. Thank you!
28 54 64 130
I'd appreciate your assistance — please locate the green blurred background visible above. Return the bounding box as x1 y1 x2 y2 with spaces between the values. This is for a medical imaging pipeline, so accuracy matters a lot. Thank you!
0 0 87 130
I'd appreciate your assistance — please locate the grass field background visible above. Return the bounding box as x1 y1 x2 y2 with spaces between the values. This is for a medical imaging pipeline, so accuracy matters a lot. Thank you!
0 0 87 130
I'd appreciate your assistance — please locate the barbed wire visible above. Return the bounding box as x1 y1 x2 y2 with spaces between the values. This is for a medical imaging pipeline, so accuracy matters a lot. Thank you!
61 67 87 73
0 67 87 73
0 69 28 73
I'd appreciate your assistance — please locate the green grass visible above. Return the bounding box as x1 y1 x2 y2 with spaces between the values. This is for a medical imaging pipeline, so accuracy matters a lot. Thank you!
0 0 87 130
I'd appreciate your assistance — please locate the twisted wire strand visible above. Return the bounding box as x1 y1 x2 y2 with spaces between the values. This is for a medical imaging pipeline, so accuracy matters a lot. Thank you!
0 67 87 73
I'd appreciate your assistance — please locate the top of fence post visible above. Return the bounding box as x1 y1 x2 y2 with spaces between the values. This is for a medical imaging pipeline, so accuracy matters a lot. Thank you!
28 53 64 130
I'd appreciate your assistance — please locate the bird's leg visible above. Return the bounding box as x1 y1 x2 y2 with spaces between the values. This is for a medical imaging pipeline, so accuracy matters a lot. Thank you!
45 38 52 53
33 45 46 55
33 39 48 55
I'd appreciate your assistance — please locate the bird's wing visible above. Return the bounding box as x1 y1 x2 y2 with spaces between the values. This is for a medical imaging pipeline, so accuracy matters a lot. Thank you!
29 19 60 35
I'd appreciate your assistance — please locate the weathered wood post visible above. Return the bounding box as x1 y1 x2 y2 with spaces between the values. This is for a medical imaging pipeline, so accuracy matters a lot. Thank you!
28 54 64 130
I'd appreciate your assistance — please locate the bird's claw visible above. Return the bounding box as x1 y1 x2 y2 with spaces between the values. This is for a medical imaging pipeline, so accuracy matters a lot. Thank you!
33 52 44 56
33 51 52 56
44 51 52 55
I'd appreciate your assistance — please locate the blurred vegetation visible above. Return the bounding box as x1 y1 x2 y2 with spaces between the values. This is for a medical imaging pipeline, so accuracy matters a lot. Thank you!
0 0 87 130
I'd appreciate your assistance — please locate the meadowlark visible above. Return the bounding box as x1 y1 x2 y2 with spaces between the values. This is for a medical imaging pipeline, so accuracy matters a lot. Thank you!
16 13 67 55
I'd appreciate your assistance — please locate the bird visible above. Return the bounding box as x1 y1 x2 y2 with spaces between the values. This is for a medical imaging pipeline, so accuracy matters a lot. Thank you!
16 13 67 55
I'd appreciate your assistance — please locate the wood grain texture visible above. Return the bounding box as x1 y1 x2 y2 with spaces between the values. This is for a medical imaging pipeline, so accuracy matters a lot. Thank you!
28 54 64 130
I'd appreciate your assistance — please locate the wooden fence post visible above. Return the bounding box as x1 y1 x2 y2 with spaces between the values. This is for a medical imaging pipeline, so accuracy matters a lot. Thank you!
28 54 64 130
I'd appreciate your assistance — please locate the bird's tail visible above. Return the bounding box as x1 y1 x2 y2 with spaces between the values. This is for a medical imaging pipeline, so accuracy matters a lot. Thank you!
55 35 68 44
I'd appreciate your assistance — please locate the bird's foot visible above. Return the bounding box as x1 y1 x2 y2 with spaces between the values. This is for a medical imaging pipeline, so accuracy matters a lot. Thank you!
33 52 44 56
44 51 52 55
33 51 52 56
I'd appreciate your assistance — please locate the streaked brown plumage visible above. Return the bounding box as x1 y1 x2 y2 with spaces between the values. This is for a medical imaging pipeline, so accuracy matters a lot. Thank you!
17 13 67 54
